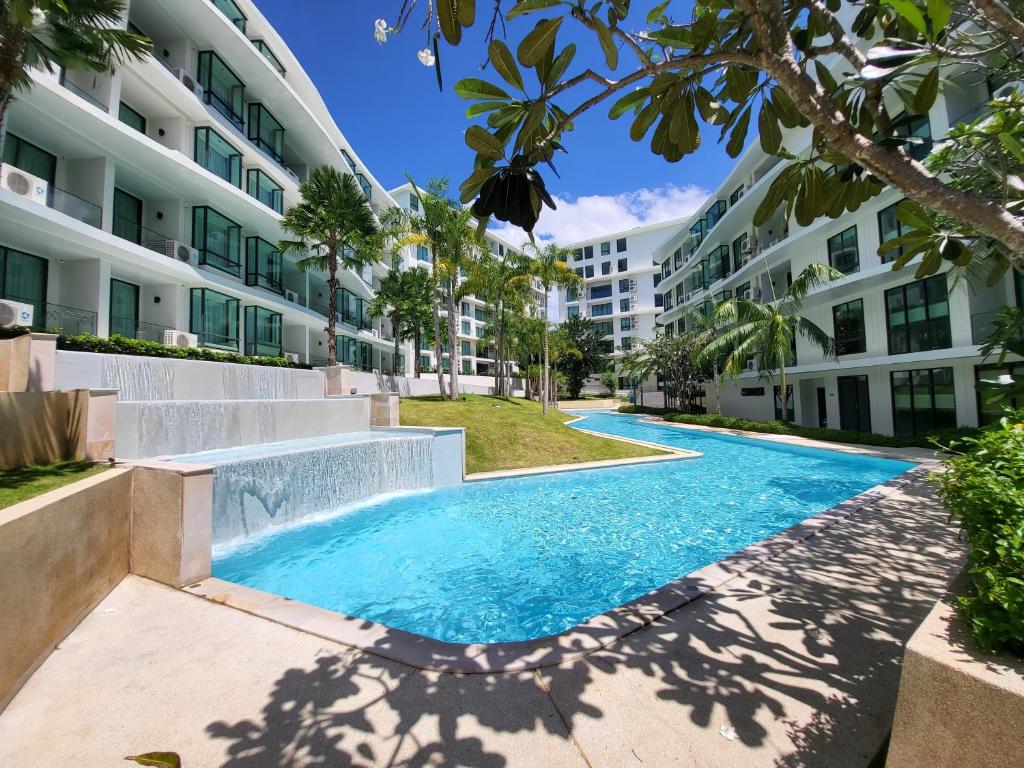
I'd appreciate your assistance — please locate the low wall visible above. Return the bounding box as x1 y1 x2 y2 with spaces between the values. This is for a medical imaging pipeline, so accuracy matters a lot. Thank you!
54 351 325 401
350 370 497 396
886 592 1024 768
0 390 87 470
0 469 133 711
115 396 370 458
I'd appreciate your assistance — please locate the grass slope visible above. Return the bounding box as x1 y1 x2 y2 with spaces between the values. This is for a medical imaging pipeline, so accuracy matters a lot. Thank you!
0 460 108 509
400 395 664 474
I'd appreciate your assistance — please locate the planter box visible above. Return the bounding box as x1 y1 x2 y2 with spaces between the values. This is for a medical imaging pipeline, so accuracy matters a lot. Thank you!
887 591 1024 768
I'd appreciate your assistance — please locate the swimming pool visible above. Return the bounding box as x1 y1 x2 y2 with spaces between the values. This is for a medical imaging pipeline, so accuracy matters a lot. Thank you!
213 412 914 644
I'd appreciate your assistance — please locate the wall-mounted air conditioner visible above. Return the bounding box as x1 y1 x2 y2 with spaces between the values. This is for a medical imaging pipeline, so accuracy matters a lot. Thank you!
284 352 299 363
371 328 379 338
168 240 198 266
628 279 637 291
0 299 34 328
0 166 48 205
745 359 756 372
284 289 300 304
684 291 693 302
993 81 1023 99
172 68 204 100
163 329 199 348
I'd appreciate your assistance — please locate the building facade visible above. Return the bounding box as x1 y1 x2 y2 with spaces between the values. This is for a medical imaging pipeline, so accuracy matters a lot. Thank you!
0 0 402 371
653 79 1023 436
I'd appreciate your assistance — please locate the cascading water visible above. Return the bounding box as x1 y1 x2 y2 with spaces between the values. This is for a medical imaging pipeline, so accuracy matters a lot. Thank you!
174 432 435 545
102 355 175 400
134 400 238 455
221 364 307 400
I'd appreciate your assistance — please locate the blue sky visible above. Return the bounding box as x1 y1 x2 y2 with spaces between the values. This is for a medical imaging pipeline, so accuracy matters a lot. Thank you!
254 0 735 242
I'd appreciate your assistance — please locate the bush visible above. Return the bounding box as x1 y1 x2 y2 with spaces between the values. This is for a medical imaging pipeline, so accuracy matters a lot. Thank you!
617 404 980 450
55 333 311 369
936 414 1024 655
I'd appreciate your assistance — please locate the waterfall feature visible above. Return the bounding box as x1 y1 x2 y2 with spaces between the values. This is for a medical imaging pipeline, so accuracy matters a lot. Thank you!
220 364 308 400
102 355 175 401
184 432 436 545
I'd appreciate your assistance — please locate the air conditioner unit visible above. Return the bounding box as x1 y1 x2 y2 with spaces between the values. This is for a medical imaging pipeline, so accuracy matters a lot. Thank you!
993 80 1023 99
629 298 638 309
0 299 34 328
745 359 756 372
172 68 204 100
284 289 299 304
173 241 199 266
284 352 299 363
0 166 48 205
628 279 637 291
371 328 379 338
684 291 693 302
163 329 199 348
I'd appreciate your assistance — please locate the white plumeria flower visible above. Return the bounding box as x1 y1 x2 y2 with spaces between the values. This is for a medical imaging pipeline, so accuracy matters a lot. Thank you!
374 19 389 44
417 48 436 67
31 7 47 27
996 374 1015 385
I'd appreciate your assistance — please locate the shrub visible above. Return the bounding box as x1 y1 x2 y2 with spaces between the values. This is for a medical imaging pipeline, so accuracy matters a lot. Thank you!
617 404 980 450
55 333 312 369
936 414 1024 655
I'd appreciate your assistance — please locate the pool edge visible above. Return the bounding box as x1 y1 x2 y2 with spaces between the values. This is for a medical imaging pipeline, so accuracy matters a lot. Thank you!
182 463 936 675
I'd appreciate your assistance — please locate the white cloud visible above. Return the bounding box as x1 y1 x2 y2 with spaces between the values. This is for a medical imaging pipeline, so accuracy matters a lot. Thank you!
487 183 710 246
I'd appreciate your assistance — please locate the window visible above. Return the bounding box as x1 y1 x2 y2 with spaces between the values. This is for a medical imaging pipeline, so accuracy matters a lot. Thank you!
663 291 674 310
895 114 933 161
736 281 752 300
653 273 662 287
243 305 282 357
340 149 356 172
420 355 430 369
461 340 472 355
707 245 731 283
732 233 749 272
878 202 911 264
0 245 47 323
118 102 146 134
620 298 630 312
827 226 860 275
584 265 594 278
891 367 956 436
590 284 612 299
622 336 632 350
461 320 471 335
567 305 580 318
600 241 611 256
417 245 431 263
211 0 247 31
617 257 628 272
601 261 611 276
584 245 594 259
192 206 242 277
567 285 579 302
197 51 245 129
741 387 765 396
976 363 1023 425
112 188 143 245
247 103 285 163
190 288 239 351
573 248 584 261
689 219 707 252
885 275 951 354
109 279 139 338
832 298 866 355
409 194 419 212
661 261 671 279
2 133 56 184
461 301 470 316
594 320 613 336
616 238 627 252
245 237 283 294
729 185 745 205
339 336 373 371
194 127 241 187
475 308 489 322
598 339 614 354
705 200 727 229
654 293 663 308
575 267 584 278
664 323 674 337
617 279 630 293
246 169 283 213
251 40 286 77
591 302 613 317
673 248 683 270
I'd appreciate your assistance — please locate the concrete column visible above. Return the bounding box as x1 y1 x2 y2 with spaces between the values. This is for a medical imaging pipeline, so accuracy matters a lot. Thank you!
317 364 351 396
59 258 110 337
369 393 399 427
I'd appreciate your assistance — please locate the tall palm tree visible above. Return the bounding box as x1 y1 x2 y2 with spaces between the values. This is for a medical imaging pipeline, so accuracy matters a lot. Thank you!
0 1 151 155
680 299 734 415
367 268 410 374
701 263 843 422
278 167 381 366
524 242 583 413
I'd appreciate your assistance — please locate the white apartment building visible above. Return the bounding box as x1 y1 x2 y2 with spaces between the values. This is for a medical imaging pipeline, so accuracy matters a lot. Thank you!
654 78 1023 436
388 183 544 377
558 219 684 392
0 0 404 372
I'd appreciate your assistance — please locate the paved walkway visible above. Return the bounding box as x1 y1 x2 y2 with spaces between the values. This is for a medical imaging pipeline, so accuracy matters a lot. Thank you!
0 471 963 767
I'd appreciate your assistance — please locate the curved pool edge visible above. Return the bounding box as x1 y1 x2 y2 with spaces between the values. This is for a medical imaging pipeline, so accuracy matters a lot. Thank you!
183 464 933 674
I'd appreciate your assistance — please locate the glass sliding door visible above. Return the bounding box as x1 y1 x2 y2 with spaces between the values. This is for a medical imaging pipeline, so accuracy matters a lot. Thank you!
245 237 283 294
190 288 239 351
109 278 139 338
243 305 282 357
197 51 245 129
192 206 242 277
838 375 871 432
0 246 48 323
194 127 242 187
112 188 143 244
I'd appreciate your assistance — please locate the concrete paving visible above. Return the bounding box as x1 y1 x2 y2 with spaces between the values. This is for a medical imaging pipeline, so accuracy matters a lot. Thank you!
0 471 963 768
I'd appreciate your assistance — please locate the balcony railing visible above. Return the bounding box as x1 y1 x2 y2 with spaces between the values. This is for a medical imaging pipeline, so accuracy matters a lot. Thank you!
113 216 176 251
50 186 103 229
972 309 1002 345
43 303 97 335
58 71 107 111
110 318 173 343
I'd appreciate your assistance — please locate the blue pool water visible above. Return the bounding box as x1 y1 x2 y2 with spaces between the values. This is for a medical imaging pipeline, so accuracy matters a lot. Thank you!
213 412 913 644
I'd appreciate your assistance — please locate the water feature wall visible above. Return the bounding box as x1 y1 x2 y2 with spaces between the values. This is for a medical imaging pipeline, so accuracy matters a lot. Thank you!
115 397 370 458
192 433 438 544
54 352 324 400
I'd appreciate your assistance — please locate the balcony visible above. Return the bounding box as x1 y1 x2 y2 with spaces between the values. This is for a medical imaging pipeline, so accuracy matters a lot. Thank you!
112 216 175 252
250 40 285 77
42 303 97 336
247 103 285 165
210 0 247 33
58 70 107 111
246 168 283 213
110 318 173 343
3 164 106 229
245 237 284 294
197 51 246 131
355 173 372 201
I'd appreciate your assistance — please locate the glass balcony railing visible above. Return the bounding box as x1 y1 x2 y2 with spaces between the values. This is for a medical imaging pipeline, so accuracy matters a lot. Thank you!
49 186 103 229
43 303 97 335
58 71 107 111
251 40 285 77
355 173 372 200
210 0 247 32
112 215 175 251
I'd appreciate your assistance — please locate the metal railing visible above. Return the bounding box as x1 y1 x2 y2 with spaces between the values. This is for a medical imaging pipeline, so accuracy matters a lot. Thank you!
44 303 97 336
48 186 103 229
112 215 175 252
109 318 173 343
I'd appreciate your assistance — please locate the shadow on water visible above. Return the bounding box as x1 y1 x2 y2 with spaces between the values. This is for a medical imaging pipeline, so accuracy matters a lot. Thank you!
205 475 963 767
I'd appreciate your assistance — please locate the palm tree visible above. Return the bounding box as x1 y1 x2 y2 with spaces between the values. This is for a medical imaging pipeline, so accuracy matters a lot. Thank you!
0 1 151 155
701 263 843 422
524 242 583 413
403 266 434 378
680 299 734 415
278 167 380 366
367 268 410 374
618 341 656 406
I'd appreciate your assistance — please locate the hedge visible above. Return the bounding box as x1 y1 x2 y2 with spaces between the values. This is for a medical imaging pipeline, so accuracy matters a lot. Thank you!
618 404 980 450
936 415 1024 655
0 328 311 369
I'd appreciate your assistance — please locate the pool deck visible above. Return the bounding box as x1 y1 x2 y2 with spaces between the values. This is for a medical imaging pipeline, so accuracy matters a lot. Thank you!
0 454 964 767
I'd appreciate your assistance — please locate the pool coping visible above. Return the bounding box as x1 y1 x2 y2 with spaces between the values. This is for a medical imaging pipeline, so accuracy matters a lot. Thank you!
184 423 939 675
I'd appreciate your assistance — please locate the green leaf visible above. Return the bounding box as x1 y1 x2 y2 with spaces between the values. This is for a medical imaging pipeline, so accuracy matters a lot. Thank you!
648 25 691 48
896 200 932 229
591 16 618 70
545 44 576 88
758 101 782 155
1000 132 1024 164
754 164 800 226
458 0 476 26
913 68 940 114
926 0 952 31
460 167 498 203
629 100 661 142
125 754 181 768
437 0 462 45
608 88 648 119
465 125 506 160
883 0 928 36
669 95 700 153
518 17 563 67
646 0 670 23
454 77 510 101
506 0 560 19
726 106 751 158
489 40 524 91
466 101 508 117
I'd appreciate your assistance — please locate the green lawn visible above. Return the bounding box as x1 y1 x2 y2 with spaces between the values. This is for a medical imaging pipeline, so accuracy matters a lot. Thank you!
0 461 108 510
400 394 665 474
